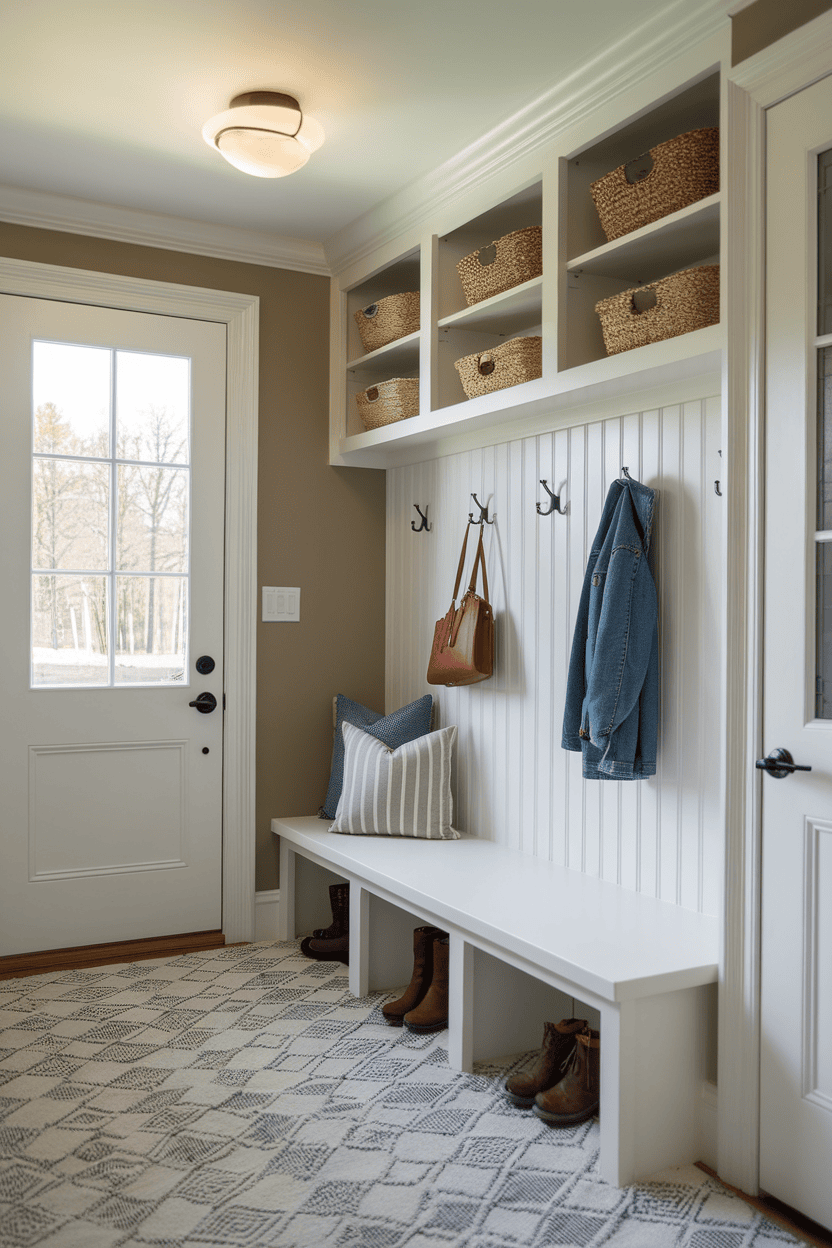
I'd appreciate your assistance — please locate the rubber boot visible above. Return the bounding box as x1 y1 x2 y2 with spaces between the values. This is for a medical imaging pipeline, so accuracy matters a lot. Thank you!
312 883 350 939
404 935 449 1033
504 1018 587 1107
533 1026 600 1125
382 926 445 1026
300 933 349 966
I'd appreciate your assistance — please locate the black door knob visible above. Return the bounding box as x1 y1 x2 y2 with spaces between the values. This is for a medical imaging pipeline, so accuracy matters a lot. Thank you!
755 747 812 779
189 692 217 714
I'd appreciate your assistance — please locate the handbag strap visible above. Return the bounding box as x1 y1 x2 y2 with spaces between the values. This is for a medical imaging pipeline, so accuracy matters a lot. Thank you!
467 525 490 604
451 524 471 602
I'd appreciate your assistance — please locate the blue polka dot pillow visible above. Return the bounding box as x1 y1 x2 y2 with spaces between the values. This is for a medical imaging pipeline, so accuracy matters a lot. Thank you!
320 693 433 820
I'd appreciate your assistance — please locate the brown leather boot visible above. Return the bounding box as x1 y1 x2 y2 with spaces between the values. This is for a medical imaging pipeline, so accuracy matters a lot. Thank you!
312 883 349 939
403 935 449 1033
533 1026 600 1125
299 933 349 965
382 926 445 1026
504 1019 587 1107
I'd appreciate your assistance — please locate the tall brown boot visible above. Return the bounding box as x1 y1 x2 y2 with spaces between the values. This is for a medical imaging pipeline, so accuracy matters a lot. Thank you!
312 883 349 939
504 1019 587 1107
404 935 449 1033
533 1026 600 1125
382 926 444 1026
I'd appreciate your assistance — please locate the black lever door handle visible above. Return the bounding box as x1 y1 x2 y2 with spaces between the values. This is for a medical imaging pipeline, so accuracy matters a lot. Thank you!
189 692 217 714
755 747 812 778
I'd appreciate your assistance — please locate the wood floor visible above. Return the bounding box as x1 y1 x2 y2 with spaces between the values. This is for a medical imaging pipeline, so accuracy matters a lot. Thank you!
0 929 225 979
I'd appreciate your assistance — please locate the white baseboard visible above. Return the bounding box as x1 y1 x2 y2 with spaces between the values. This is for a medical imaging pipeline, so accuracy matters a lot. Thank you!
254 890 281 942
699 1080 718 1171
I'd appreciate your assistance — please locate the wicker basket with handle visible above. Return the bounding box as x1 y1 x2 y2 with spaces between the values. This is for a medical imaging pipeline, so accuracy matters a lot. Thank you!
595 265 719 356
456 226 542 307
356 378 420 429
590 128 719 242
454 335 542 400
354 291 420 354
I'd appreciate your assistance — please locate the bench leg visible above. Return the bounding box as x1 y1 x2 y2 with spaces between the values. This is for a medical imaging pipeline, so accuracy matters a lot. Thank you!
599 999 638 1187
349 884 370 998
448 934 473 1073
277 840 295 942
599 988 706 1186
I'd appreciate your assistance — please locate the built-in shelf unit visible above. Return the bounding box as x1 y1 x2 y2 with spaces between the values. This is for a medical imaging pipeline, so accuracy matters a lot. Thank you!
330 64 723 468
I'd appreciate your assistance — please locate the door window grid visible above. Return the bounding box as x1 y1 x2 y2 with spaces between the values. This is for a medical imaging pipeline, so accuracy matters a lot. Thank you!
30 342 191 689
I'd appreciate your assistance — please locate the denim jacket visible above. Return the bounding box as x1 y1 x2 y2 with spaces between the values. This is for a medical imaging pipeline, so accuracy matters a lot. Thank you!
562 477 658 780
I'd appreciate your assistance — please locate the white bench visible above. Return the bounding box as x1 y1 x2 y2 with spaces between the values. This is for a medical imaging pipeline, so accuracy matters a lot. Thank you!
271 815 718 1187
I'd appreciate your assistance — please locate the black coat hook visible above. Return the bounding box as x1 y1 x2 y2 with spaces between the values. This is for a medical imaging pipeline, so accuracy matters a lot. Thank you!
621 466 634 481
411 504 431 532
468 493 494 525
536 479 566 516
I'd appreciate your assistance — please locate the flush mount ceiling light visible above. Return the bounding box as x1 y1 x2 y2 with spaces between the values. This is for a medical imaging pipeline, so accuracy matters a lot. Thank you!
202 91 324 178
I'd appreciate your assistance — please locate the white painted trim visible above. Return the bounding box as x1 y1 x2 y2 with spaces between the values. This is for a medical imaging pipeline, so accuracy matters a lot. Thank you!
729 9 832 106
719 23 832 1198
323 0 731 275
0 183 329 277
0 257 259 944
715 77 766 1198
254 890 281 942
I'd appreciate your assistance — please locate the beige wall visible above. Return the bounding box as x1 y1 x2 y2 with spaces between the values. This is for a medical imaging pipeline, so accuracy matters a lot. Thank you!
732 0 832 63
0 223 387 892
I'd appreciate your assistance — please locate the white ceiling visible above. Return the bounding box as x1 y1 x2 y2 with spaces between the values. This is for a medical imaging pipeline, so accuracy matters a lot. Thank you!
2 0 731 248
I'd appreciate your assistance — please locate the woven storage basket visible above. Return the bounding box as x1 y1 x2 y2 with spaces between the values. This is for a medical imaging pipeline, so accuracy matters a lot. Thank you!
456 226 542 307
356 378 419 429
454 335 542 400
590 128 719 242
354 291 420 353
595 265 719 356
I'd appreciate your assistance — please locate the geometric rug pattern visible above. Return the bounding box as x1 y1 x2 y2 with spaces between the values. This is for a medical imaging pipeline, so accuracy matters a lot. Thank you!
0 941 805 1247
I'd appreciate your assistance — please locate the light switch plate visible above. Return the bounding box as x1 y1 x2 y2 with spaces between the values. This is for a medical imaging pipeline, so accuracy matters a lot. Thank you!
262 587 300 622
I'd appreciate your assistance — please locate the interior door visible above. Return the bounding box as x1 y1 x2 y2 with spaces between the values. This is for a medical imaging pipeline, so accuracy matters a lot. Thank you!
761 73 832 1232
0 295 226 956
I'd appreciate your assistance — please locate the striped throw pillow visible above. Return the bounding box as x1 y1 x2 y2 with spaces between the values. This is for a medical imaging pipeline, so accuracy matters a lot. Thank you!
331 721 459 840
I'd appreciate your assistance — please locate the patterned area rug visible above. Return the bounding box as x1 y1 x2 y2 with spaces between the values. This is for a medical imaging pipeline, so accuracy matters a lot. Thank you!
0 941 804 1248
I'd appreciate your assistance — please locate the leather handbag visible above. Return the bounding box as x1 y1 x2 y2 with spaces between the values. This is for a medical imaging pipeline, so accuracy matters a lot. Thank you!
427 524 494 686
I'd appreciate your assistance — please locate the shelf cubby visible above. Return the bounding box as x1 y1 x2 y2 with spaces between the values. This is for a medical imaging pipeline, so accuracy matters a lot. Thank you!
346 248 421 367
437 182 543 323
436 320 543 412
564 71 720 262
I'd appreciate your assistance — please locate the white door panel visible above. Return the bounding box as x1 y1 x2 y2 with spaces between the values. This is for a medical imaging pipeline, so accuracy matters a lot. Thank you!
0 297 226 953
761 73 832 1231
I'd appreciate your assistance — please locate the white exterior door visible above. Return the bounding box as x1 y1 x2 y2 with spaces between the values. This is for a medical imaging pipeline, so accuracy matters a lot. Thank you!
761 73 832 1232
0 296 227 955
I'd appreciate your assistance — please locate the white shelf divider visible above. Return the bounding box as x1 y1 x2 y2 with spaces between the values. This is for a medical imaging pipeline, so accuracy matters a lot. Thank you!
346 330 420 376
437 276 543 335
567 194 721 283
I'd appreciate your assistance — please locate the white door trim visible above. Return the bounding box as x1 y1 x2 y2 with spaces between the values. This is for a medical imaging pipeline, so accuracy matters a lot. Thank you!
0 257 259 945
721 9 832 1196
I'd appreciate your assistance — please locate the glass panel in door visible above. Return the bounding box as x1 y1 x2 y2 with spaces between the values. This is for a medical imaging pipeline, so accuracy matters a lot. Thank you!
30 343 191 688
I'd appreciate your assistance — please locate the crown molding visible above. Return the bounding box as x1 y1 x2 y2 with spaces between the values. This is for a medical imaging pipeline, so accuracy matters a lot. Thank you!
323 0 731 276
727 7 832 106
0 184 330 277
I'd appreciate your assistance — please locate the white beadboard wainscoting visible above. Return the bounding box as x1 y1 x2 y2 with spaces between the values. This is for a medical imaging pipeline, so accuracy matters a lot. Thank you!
386 395 723 917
